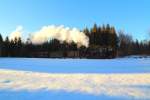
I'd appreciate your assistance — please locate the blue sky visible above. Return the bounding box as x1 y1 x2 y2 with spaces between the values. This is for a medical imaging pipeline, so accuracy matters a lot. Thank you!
0 0 150 40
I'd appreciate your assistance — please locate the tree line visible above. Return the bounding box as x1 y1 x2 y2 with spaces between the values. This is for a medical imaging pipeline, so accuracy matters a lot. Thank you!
0 24 150 59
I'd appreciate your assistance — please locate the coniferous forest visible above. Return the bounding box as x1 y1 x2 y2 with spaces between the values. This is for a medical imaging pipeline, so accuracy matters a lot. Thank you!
0 24 150 59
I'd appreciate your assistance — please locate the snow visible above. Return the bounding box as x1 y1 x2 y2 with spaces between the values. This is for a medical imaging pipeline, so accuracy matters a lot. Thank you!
0 57 150 100
0 57 150 73
0 69 150 99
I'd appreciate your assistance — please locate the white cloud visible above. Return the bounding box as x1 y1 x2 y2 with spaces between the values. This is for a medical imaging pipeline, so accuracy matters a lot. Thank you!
9 26 23 40
31 25 89 47
8 25 89 47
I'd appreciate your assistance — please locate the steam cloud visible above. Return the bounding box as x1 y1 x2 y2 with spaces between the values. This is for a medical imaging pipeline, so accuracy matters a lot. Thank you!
31 25 89 47
9 25 89 47
9 26 23 40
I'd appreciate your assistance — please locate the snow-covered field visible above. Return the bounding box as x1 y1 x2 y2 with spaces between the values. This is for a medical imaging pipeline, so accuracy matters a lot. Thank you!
0 57 150 73
0 57 150 100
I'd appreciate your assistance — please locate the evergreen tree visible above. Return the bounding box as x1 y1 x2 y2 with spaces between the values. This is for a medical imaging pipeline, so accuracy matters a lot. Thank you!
0 34 3 56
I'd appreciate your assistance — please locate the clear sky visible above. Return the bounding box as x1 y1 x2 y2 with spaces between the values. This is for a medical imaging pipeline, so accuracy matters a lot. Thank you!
0 0 150 40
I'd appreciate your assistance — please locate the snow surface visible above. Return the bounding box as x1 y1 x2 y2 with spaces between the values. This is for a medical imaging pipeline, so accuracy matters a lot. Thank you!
0 69 150 100
0 57 150 73
0 58 150 100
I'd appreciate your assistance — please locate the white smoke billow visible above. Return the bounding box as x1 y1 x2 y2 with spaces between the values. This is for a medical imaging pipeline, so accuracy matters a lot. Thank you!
9 25 89 47
9 26 23 40
31 25 89 47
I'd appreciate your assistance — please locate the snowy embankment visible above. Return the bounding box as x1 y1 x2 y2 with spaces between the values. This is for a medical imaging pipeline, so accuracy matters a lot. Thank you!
0 69 150 99
0 57 150 99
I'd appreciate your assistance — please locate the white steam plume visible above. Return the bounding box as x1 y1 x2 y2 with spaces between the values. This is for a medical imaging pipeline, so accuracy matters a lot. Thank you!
31 25 89 47
9 26 23 40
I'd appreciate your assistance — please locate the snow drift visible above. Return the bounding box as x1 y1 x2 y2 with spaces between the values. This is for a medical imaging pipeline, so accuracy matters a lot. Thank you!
0 69 150 99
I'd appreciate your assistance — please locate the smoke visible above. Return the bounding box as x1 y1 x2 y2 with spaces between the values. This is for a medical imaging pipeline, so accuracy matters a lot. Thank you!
31 25 89 47
9 25 89 47
9 26 23 40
